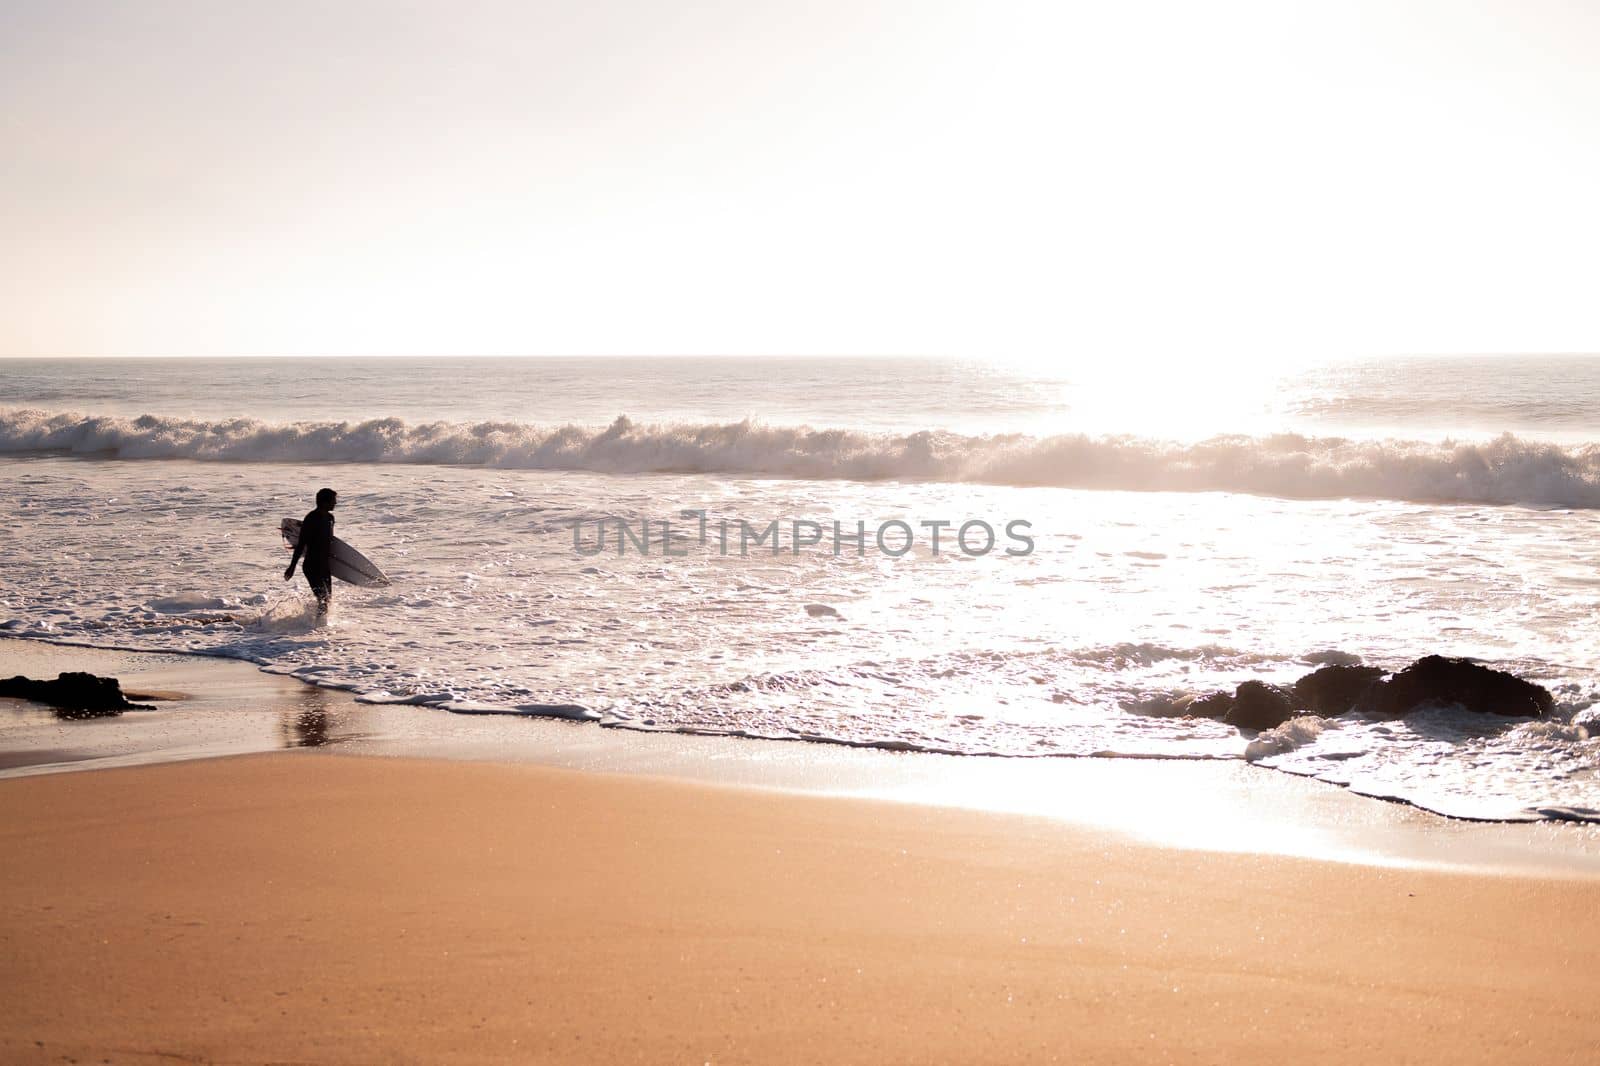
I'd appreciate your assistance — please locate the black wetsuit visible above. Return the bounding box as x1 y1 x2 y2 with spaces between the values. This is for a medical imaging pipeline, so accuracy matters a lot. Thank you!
299 507 335 607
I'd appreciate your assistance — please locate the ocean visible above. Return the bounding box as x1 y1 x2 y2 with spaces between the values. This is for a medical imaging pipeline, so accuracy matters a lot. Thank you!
3 355 1599 821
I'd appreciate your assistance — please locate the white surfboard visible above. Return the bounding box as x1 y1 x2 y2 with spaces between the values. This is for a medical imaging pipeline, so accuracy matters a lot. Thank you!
280 517 391 587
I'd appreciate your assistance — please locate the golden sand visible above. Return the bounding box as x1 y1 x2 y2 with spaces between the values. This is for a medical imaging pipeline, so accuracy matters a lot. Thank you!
2 752 1597 1064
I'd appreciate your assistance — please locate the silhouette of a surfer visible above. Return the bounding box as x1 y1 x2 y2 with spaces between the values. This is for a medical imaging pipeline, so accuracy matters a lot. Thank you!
284 488 337 616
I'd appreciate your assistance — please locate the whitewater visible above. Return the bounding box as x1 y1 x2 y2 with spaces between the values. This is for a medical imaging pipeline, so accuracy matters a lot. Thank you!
7 409 1600 509
3 355 1600 822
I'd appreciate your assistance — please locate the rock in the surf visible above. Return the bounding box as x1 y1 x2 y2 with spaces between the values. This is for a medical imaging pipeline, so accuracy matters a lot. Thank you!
1292 664 1385 716
0 672 154 715
1361 656 1553 719
1185 691 1236 720
1222 680 1299 731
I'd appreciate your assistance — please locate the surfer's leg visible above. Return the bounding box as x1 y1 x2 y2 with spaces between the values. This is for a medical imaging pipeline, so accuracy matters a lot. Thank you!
304 564 332 615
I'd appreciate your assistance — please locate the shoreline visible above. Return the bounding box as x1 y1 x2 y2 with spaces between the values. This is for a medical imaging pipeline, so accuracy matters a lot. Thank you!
5 634 1599 878
3 750 1599 1064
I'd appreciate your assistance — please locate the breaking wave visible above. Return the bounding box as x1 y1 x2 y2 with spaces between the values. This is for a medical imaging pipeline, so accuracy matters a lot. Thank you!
6 407 1600 508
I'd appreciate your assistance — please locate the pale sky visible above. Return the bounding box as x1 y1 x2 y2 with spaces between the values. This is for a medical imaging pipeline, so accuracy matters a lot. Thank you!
2 0 1598 361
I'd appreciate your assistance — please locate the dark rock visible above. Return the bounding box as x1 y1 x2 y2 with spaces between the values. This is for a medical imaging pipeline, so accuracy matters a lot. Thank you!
1363 656 1553 719
1223 680 1299 731
1303 650 1364 667
0 672 154 715
1186 691 1236 720
1293 664 1385 716
52 704 125 721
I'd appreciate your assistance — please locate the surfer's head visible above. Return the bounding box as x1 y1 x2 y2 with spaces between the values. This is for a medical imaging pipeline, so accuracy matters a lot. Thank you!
316 488 337 510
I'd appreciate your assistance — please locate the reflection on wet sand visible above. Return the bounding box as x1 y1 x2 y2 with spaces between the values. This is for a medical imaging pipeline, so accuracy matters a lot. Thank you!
1 639 381 775
283 686 335 748
279 685 383 750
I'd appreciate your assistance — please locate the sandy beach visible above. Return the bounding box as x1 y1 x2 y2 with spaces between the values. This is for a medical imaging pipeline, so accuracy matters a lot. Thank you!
2 748 1598 1065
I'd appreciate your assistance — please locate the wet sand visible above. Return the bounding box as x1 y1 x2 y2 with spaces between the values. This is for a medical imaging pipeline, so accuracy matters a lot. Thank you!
2 751 1598 1064
6 636 1600 875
